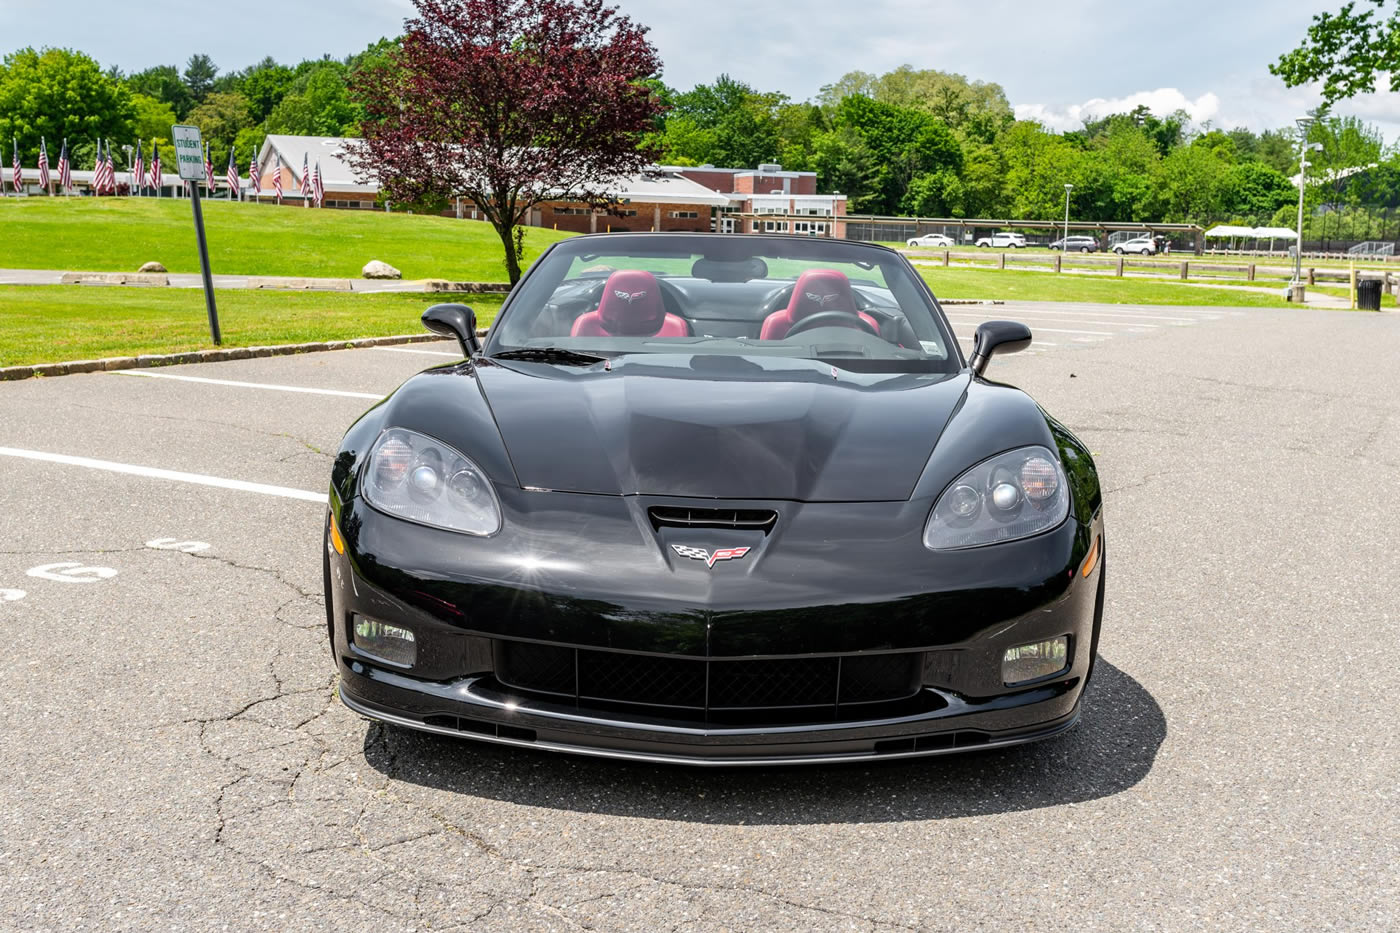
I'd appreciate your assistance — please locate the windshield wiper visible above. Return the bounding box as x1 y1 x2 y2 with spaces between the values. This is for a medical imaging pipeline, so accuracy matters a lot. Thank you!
492 347 609 366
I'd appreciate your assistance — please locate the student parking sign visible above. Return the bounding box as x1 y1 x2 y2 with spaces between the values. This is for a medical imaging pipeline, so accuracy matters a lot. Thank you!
171 125 204 180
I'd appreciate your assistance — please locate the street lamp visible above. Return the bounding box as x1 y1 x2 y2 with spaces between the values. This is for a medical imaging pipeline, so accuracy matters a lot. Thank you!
1293 117 1322 293
1063 184 1073 253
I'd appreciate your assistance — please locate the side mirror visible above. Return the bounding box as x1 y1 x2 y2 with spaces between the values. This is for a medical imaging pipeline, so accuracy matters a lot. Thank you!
421 303 480 357
968 320 1032 377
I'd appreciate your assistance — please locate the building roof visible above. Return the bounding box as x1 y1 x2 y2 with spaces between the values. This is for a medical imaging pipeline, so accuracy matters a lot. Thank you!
259 135 377 194
608 171 732 207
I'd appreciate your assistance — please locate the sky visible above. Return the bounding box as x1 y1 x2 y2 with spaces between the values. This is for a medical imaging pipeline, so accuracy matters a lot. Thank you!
9 0 1399 141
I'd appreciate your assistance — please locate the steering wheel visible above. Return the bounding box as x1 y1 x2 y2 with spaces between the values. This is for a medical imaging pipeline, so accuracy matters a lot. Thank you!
784 311 880 338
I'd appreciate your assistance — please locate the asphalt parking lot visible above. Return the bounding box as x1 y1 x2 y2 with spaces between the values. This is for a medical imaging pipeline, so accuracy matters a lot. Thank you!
1 300 1396 931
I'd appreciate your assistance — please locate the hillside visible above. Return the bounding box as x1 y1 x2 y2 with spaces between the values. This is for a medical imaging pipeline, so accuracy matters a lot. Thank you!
1 198 575 282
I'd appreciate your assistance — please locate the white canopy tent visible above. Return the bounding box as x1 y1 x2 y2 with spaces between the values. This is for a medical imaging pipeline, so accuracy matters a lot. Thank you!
1205 224 1299 252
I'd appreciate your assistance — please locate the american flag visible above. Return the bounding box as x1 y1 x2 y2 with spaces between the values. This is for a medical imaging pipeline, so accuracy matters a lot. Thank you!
58 139 71 192
12 138 20 193
301 151 310 207
249 150 261 198
132 140 143 194
272 158 283 203
102 140 115 194
38 138 50 190
312 160 324 207
204 142 214 194
149 142 161 191
226 147 238 199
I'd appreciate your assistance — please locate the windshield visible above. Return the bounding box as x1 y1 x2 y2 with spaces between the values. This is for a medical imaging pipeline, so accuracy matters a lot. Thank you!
488 235 958 372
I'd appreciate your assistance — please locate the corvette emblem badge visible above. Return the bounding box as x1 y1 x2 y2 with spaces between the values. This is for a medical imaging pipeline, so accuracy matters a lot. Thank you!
804 291 841 306
671 544 751 567
614 289 648 303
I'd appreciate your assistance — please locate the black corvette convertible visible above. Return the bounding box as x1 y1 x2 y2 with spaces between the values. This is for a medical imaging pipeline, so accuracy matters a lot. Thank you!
325 233 1104 765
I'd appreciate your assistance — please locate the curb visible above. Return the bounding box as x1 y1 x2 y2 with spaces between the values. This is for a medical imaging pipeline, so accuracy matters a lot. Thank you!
0 332 463 383
940 299 1005 305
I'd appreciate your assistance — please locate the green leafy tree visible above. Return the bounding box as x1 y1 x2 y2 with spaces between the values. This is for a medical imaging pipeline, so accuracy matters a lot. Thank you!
130 93 177 143
266 63 360 136
187 91 253 151
0 47 134 162
1225 161 1297 221
240 59 295 122
1273 0 1400 105
183 54 218 104
827 94 962 214
127 65 193 119
1149 143 1233 222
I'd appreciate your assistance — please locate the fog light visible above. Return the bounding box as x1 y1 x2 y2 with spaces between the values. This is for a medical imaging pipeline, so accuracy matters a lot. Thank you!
1002 637 1068 685
352 616 417 667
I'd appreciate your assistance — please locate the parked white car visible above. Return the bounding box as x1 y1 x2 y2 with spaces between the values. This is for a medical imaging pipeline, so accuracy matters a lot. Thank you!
975 232 1027 248
906 233 955 248
1113 237 1156 255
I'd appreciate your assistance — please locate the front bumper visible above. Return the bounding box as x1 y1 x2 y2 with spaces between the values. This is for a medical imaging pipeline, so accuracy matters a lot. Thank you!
328 489 1103 765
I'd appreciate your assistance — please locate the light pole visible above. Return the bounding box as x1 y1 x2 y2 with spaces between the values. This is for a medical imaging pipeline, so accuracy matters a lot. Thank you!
1293 117 1319 293
1063 184 1073 252
122 144 133 194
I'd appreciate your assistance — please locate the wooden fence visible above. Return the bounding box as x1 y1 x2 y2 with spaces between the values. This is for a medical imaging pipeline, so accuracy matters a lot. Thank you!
905 248 1400 293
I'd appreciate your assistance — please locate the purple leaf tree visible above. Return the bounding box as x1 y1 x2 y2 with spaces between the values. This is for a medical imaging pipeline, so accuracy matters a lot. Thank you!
349 0 664 283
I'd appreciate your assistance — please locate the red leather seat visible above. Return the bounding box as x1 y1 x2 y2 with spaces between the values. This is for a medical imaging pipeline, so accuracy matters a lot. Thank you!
571 270 690 338
759 268 879 340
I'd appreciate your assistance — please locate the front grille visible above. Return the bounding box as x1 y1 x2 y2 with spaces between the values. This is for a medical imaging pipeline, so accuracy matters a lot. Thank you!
495 641 923 720
647 506 777 533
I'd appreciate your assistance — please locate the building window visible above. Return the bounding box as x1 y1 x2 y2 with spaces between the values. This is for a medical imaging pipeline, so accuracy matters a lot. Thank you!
668 210 699 219
553 207 590 215
763 220 790 233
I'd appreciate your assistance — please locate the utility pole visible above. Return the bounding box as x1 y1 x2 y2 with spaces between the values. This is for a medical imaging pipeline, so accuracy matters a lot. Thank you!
1063 184 1074 252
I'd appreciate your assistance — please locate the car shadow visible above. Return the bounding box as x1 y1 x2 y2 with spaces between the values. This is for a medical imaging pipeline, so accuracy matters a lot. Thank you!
361 659 1164 825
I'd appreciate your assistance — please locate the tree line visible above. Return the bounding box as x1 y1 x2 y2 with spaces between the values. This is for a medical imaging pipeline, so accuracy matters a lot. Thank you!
3 45 1400 242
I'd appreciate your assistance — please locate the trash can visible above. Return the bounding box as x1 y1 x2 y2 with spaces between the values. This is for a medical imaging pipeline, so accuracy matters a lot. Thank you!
1357 277 1383 311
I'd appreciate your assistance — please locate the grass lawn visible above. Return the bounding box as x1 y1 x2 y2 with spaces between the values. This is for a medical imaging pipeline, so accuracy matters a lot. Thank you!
2 197 573 282
919 266 1293 307
0 285 503 367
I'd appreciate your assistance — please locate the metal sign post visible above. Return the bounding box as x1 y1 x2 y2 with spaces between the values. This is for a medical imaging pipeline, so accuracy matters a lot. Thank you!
171 125 221 345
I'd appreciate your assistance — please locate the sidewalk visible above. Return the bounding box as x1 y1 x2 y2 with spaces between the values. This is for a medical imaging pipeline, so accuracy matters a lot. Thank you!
0 267 503 294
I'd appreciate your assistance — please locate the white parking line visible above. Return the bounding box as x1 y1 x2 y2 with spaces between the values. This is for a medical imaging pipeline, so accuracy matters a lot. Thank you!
0 447 327 503
947 319 1114 336
111 369 383 399
990 307 1201 323
371 346 462 358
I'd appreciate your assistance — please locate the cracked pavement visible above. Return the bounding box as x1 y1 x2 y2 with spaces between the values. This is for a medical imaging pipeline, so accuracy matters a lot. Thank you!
0 303 1396 931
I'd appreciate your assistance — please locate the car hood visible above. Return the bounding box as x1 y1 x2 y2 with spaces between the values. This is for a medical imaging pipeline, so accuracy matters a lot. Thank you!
475 354 968 501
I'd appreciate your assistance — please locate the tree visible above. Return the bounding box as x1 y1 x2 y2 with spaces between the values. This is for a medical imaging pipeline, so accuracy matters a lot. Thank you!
130 93 177 144
267 64 360 137
240 59 295 122
1273 0 1400 105
127 65 193 119
660 75 783 168
183 54 217 104
349 0 664 284
0 47 134 162
187 92 253 151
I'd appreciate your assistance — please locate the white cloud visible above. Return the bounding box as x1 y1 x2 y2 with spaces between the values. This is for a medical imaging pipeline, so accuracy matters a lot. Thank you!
1014 88 1222 132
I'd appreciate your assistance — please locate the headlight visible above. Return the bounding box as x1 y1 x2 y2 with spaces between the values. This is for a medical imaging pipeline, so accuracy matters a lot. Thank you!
362 428 501 536
923 445 1069 549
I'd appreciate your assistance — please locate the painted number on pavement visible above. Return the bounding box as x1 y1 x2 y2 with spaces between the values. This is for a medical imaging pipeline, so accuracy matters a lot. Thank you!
146 538 211 553
26 563 119 583
0 588 24 602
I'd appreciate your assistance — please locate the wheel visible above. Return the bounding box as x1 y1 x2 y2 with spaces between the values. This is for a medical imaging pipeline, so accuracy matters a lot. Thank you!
1079 247 1090 253
1113 247 1124 254
977 242 988 248
907 240 918 248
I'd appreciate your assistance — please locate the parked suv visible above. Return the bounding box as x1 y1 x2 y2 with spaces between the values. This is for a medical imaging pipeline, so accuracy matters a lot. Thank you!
1050 235 1099 252
975 232 1027 248
1112 236 1156 255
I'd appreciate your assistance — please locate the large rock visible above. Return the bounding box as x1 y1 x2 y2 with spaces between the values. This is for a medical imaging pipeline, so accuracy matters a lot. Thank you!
362 260 402 280
138 261 167 273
